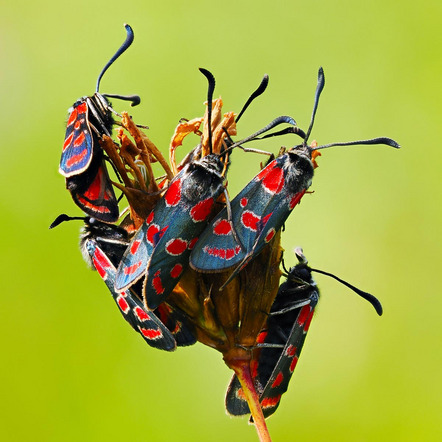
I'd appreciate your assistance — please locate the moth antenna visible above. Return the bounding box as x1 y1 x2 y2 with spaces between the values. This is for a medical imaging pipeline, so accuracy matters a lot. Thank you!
235 74 269 123
256 126 306 142
102 93 140 107
304 67 325 144
300 68 399 152
312 137 400 151
199 68 216 154
223 115 297 154
309 266 383 316
281 257 290 275
96 24 135 93
49 214 86 229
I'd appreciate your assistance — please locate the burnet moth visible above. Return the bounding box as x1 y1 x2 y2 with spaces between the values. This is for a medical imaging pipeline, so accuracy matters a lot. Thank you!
115 69 296 310
49 214 196 350
60 24 140 222
189 67 400 284
225 248 383 419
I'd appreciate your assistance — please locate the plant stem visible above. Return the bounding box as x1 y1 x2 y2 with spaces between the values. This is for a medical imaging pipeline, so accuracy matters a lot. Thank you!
233 361 272 442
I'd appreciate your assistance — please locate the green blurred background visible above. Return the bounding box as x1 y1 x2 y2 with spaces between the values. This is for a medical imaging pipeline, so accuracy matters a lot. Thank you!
1 0 441 440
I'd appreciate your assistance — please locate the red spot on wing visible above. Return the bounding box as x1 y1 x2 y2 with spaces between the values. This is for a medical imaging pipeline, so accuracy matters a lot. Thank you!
261 213 272 226
289 356 299 373
92 257 107 278
241 210 260 231
261 395 281 409
76 102 88 115
289 189 306 209
117 295 130 314
63 132 74 151
265 228 276 243
297 305 311 325
188 237 198 250
190 197 214 222
67 108 78 126
73 131 86 148
271 372 284 388
240 197 248 208
134 306 150 321
164 178 182 206
139 327 163 340
165 238 188 256
146 224 168 246
203 245 241 260
170 264 183 278
146 224 160 245
92 247 111 278
256 160 277 181
261 164 284 194
146 211 154 224
256 331 268 344
123 261 143 275
285 345 297 358
66 145 88 168
304 310 314 332
74 120 81 130
213 219 232 236
152 272 165 295
225 248 236 260
130 240 141 255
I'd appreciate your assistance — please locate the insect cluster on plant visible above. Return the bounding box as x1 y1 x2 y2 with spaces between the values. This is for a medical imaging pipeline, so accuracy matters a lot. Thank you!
50 24 400 440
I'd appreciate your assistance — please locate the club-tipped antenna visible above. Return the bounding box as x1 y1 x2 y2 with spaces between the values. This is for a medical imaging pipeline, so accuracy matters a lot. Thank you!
312 136 400 151
236 74 269 123
102 93 140 107
301 68 400 152
199 68 216 154
309 266 383 316
49 214 86 229
250 125 307 142
304 67 325 144
223 115 297 154
95 24 135 94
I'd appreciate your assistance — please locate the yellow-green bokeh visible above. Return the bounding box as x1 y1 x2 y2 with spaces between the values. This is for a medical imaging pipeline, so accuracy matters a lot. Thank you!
1 0 441 440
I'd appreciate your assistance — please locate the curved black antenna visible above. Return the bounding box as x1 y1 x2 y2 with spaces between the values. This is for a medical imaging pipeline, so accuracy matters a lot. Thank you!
281 258 290 275
309 266 383 316
96 24 135 93
252 125 306 142
304 67 325 144
199 68 216 154
299 68 400 152
312 136 400 151
236 74 269 123
49 214 86 229
223 115 297 153
102 93 141 107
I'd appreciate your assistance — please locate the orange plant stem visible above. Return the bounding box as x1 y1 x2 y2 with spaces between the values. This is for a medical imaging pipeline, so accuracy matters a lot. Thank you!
233 361 272 442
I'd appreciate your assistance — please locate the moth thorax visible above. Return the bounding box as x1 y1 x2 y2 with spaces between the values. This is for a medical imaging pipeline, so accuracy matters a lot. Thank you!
285 152 314 193
196 154 224 176
88 94 114 131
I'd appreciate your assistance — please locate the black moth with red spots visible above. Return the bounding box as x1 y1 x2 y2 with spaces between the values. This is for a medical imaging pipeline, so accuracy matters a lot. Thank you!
225 248 319 418
80 217 196 350
114 69 296 310
190 67 399 287
115 153 226 310
225 247 383 419
60 24 140 222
